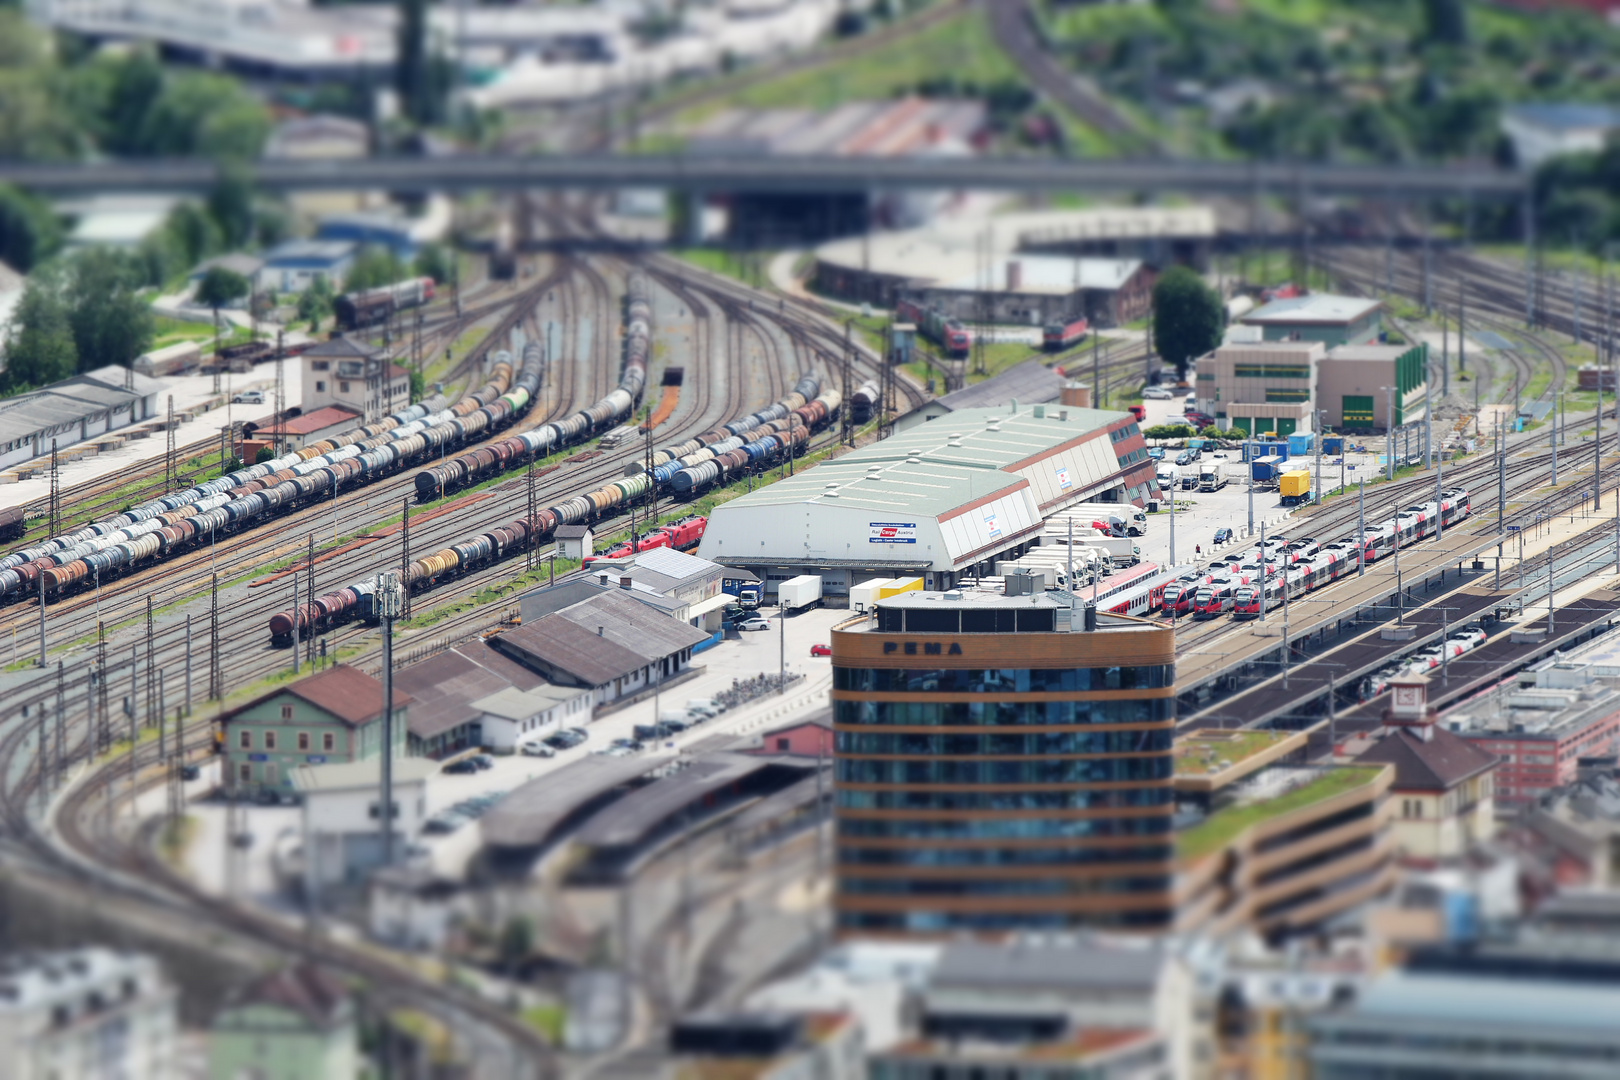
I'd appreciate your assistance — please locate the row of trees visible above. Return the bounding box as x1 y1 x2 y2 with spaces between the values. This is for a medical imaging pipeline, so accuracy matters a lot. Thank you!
0 13 271 165
4 249 156 392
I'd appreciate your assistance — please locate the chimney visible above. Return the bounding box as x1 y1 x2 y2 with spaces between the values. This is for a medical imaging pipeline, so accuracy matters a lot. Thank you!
1061 382 1092 408
1006 260 1022 291
598 626 605 636
619 576 633 590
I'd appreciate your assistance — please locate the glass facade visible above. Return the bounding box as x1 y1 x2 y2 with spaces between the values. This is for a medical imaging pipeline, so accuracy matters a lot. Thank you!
833 617 1176 936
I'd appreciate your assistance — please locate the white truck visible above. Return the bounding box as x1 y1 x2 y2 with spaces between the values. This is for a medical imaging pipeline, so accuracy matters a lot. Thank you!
777 574 823 611
1075 535 1141 568
1198 466 1228 492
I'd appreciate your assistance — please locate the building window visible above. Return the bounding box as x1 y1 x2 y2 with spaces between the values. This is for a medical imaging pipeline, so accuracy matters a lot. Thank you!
323 732 335 752
316 381 326 393
238 763 252 782
239 730 252 750
777 737 791 752
281 704 293 720
298 732 310 752
340 381 351 393
264 731 277 751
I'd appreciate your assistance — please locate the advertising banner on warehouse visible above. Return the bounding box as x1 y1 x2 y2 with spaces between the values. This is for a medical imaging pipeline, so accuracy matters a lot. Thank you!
984 512 1002 539
869 522 918 544
1055 466 1073 490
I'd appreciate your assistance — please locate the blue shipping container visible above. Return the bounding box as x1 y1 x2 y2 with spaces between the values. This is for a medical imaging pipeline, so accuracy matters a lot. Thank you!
1288 433 1315 455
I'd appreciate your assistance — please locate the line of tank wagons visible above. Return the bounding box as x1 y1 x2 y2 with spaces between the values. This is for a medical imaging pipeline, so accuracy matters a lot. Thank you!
0 353 548 603
1161 489 1474 620
269 373 842 643
413 273 653 501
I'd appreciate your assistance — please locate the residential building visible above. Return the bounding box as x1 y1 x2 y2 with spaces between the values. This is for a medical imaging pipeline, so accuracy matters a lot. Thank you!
257 239 357 295
288 757 439 898
555 524 594 561
1351 674 1498 861
0 948 177 1080
187 252 265 289
0 365 162 471
219 665 410 796
829 584 1176 936
61 194 176 249
1238 293 1384 346
491 588 710 705
751 717 835 758
368 865 469 952
209 964 357 1080
1501 102 1620 169
1175 729 1397 937
394 639 554 759
1310 939 1620 1078
1316 342 1429 432
700 404 1158 599
300 337 411 423
1447 639 1620 808
471 684 592 753
1512 758 1620 890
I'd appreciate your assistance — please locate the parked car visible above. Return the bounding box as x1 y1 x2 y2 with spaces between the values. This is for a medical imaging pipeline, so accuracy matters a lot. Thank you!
634 723 678 741
1142 386 1174 400
611 737 645 752
737 617 772 631
544 731 581 750
179 763 201 781
1213 528 1234 546
1146 447 1166 460
442 759 479 775
520 742 555 758
809 643 832 657
686 699 723 716
1174 451 1196 467
469 754 494 771
1185 410 1216 429
232 389 264 405
423 812 471 835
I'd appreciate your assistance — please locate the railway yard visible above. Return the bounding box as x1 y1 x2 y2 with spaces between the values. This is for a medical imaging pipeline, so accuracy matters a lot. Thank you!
0 196 1617 1075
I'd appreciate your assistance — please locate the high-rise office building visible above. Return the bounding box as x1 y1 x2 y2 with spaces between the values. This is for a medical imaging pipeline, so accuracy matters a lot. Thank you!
830 582 1176 936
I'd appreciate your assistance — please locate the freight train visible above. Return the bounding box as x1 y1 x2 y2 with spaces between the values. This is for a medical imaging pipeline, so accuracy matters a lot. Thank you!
1042 316 1089 351
270 376 843 643
335 277 437 331
413 270 653 501
1173 488 1472 621
0 350 543 604
850 381 881 425
895 299 972 358
666 384 841 498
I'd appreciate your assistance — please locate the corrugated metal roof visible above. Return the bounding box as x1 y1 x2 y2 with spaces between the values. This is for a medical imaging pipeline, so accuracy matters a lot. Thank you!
573 753 801 848
481 753 675 848
494 618 652 687
553 589 710 659
932 360 1064 413
1243 294 1383 325
631 546 717 582
0 366 163 446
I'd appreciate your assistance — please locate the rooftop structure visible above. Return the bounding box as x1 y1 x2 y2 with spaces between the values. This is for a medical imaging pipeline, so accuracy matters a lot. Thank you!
480 752 676 853
1172 729 1306 793
250 405 363 450
492 588 710 704
698 404 1156 597
0 365 163 472
1501 102 1620 168
301 337 409 423
894 359 1068 433
394 639 547 758
1239 293 1384 346
257 239 358 294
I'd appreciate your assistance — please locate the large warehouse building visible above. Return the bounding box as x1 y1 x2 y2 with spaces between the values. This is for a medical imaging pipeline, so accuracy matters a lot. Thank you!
697 405 1156 601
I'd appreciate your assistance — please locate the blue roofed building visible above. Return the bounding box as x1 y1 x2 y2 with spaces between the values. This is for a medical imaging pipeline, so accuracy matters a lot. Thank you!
315 211 420 261
257 239 357 295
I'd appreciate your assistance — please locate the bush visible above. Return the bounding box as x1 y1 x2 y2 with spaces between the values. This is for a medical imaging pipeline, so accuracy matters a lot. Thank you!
1144 423 1196 440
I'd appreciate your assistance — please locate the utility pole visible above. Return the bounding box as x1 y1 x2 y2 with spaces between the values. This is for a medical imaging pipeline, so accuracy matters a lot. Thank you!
145 596 154 730
400 496 412 619
1314 409 1324 503
376 572 404 868
525 457 537 572
274 333 286 455
291 575 300 677
1552 392 1560 484
165 396 176 493
48 439 59 538
1357 478 1366 577
306 536 315 667
36 566 45 668
184 615 192 716
209 573 221 700
97 622 109 754
1435 461 1445 544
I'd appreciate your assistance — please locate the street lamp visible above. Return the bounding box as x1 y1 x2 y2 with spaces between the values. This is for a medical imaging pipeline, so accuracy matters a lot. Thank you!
1381 386 1396 481
375 571 405 868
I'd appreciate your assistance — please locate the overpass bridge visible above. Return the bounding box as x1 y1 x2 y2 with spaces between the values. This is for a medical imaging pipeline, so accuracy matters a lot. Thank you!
0 154 1531 200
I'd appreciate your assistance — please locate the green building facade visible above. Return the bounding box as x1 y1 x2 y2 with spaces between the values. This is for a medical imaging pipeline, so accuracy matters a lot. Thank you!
209 965 357 1080
221 665 409 796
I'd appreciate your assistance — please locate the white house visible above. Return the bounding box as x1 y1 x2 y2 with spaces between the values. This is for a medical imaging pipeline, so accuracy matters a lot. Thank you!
473 684 592 753
1501 103 1620 169
290 757 441 901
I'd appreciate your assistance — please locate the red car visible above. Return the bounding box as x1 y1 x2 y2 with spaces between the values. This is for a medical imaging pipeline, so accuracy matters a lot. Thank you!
809 644 832 657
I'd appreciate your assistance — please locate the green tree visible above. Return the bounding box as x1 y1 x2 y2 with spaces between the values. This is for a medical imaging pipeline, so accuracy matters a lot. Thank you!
1422 0 1469 47
163 202 222 268
1152 267 1223 380
497 916 533 975
0 184 62 272
346 245 406 292
206 167 256 250
136 72 270 159
412 243 452 285
66 248 154 372
99 52 165 156
195 265 250 361
297 276 333 331
2 266 77 391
